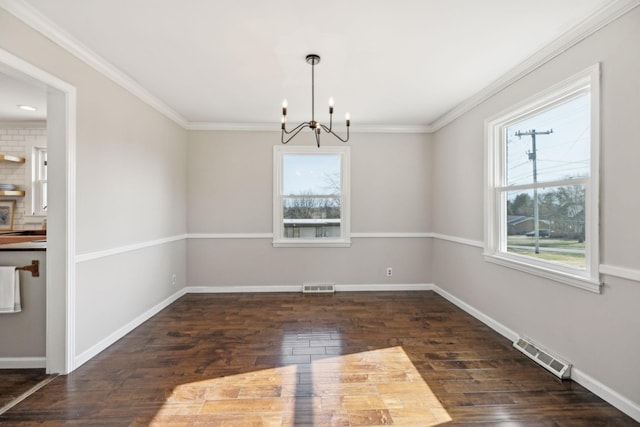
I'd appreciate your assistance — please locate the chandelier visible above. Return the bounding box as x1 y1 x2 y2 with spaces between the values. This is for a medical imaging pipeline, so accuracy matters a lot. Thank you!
281 54 350 147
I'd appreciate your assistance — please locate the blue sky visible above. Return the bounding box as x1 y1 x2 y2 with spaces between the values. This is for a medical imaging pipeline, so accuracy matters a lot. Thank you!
506 93 590 187
283 154 341 195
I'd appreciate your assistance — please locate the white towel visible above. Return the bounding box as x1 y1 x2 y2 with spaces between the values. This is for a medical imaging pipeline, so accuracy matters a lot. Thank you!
0 266 21 313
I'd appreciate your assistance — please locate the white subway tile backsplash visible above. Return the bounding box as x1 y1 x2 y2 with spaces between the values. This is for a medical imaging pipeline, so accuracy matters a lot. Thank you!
0 126 47 230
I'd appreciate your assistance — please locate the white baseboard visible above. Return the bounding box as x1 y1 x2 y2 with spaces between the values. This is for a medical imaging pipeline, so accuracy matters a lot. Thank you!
431 284 640 423
0 357 46 369
336 283 433 292
571 367 640 422
185 285 300 293
186 283 434 294
73 288 187 369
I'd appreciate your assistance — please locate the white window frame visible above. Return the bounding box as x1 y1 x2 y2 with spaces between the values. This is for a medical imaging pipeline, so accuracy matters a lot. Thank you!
484 64 601 293
273 145 351 248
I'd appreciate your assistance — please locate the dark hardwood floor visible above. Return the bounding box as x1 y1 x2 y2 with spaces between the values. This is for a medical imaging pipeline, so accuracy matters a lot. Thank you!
1 291 636 426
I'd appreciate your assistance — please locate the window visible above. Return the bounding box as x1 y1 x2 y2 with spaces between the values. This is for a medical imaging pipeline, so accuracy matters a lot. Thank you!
32 147 47 216
273 145 350 247
485 65 600 292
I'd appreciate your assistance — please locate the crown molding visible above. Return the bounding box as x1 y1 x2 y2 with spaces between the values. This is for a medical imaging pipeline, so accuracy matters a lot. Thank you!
186 121 433 134
186 122 276 132
350 124 434 134
429 0 640 132
0 0 189 128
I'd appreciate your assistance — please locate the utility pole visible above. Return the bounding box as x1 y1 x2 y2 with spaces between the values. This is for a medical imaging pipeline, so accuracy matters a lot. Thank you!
515 129 553 254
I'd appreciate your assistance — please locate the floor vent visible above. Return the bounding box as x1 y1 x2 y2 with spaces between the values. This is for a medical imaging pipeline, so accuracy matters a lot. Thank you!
302 283 335 293
514 337 571 379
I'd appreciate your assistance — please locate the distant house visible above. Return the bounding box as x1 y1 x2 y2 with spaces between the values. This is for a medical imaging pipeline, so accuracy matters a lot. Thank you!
507 216 550 235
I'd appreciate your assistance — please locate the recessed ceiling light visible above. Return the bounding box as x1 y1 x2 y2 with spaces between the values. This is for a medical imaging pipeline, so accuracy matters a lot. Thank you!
17 104 37 112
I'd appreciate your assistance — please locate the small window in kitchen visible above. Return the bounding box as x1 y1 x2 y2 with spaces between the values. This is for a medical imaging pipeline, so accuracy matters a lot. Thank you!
31 147 47 216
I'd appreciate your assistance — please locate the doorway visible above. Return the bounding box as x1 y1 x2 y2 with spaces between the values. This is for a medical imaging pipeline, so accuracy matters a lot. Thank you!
0 48 76 375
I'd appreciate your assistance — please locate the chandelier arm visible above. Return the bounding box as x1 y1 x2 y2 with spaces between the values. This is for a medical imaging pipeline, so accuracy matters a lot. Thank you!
281 123 310 144
319 124 350 143
282 121 309 135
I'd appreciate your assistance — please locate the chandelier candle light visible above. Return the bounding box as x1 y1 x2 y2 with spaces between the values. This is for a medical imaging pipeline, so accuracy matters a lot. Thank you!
281 54 350 147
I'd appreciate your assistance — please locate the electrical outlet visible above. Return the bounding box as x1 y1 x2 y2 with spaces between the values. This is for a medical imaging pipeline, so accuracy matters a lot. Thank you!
386 267 393 277
171 274 177 286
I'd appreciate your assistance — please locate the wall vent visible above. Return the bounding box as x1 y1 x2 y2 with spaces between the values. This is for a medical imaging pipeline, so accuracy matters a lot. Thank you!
302 283 335 293
514 337 571 379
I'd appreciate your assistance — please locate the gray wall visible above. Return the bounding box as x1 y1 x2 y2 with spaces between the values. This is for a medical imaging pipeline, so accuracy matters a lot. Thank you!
431 7 640 406
187 131 433 288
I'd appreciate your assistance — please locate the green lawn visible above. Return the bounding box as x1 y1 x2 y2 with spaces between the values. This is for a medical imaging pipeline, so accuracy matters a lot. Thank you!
508 236 585 249
507 236 585 268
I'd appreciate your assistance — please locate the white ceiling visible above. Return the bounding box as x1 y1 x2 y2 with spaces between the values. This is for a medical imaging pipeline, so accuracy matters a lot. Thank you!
1 0 625 128
0 64 47 121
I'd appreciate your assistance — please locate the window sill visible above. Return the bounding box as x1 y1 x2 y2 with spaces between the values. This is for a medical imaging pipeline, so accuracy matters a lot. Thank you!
273 239 351 248
484 253 602 294
24 214 47 219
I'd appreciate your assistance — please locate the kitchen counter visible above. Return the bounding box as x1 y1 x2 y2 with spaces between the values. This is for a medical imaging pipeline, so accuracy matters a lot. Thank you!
0 232 47 251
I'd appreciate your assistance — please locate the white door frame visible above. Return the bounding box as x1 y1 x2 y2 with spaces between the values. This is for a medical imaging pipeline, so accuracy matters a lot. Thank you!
0 48 76 374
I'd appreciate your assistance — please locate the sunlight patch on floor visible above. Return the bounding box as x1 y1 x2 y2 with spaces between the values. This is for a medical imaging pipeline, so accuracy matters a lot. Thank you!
150 346 451 426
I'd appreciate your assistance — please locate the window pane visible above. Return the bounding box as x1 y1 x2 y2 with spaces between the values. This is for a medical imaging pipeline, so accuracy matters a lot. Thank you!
506 93 590 186
283 197 341 219
283 154 340 195
41 182 47 212
506 185 586 269
282 197 341 239
40 150 47 180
